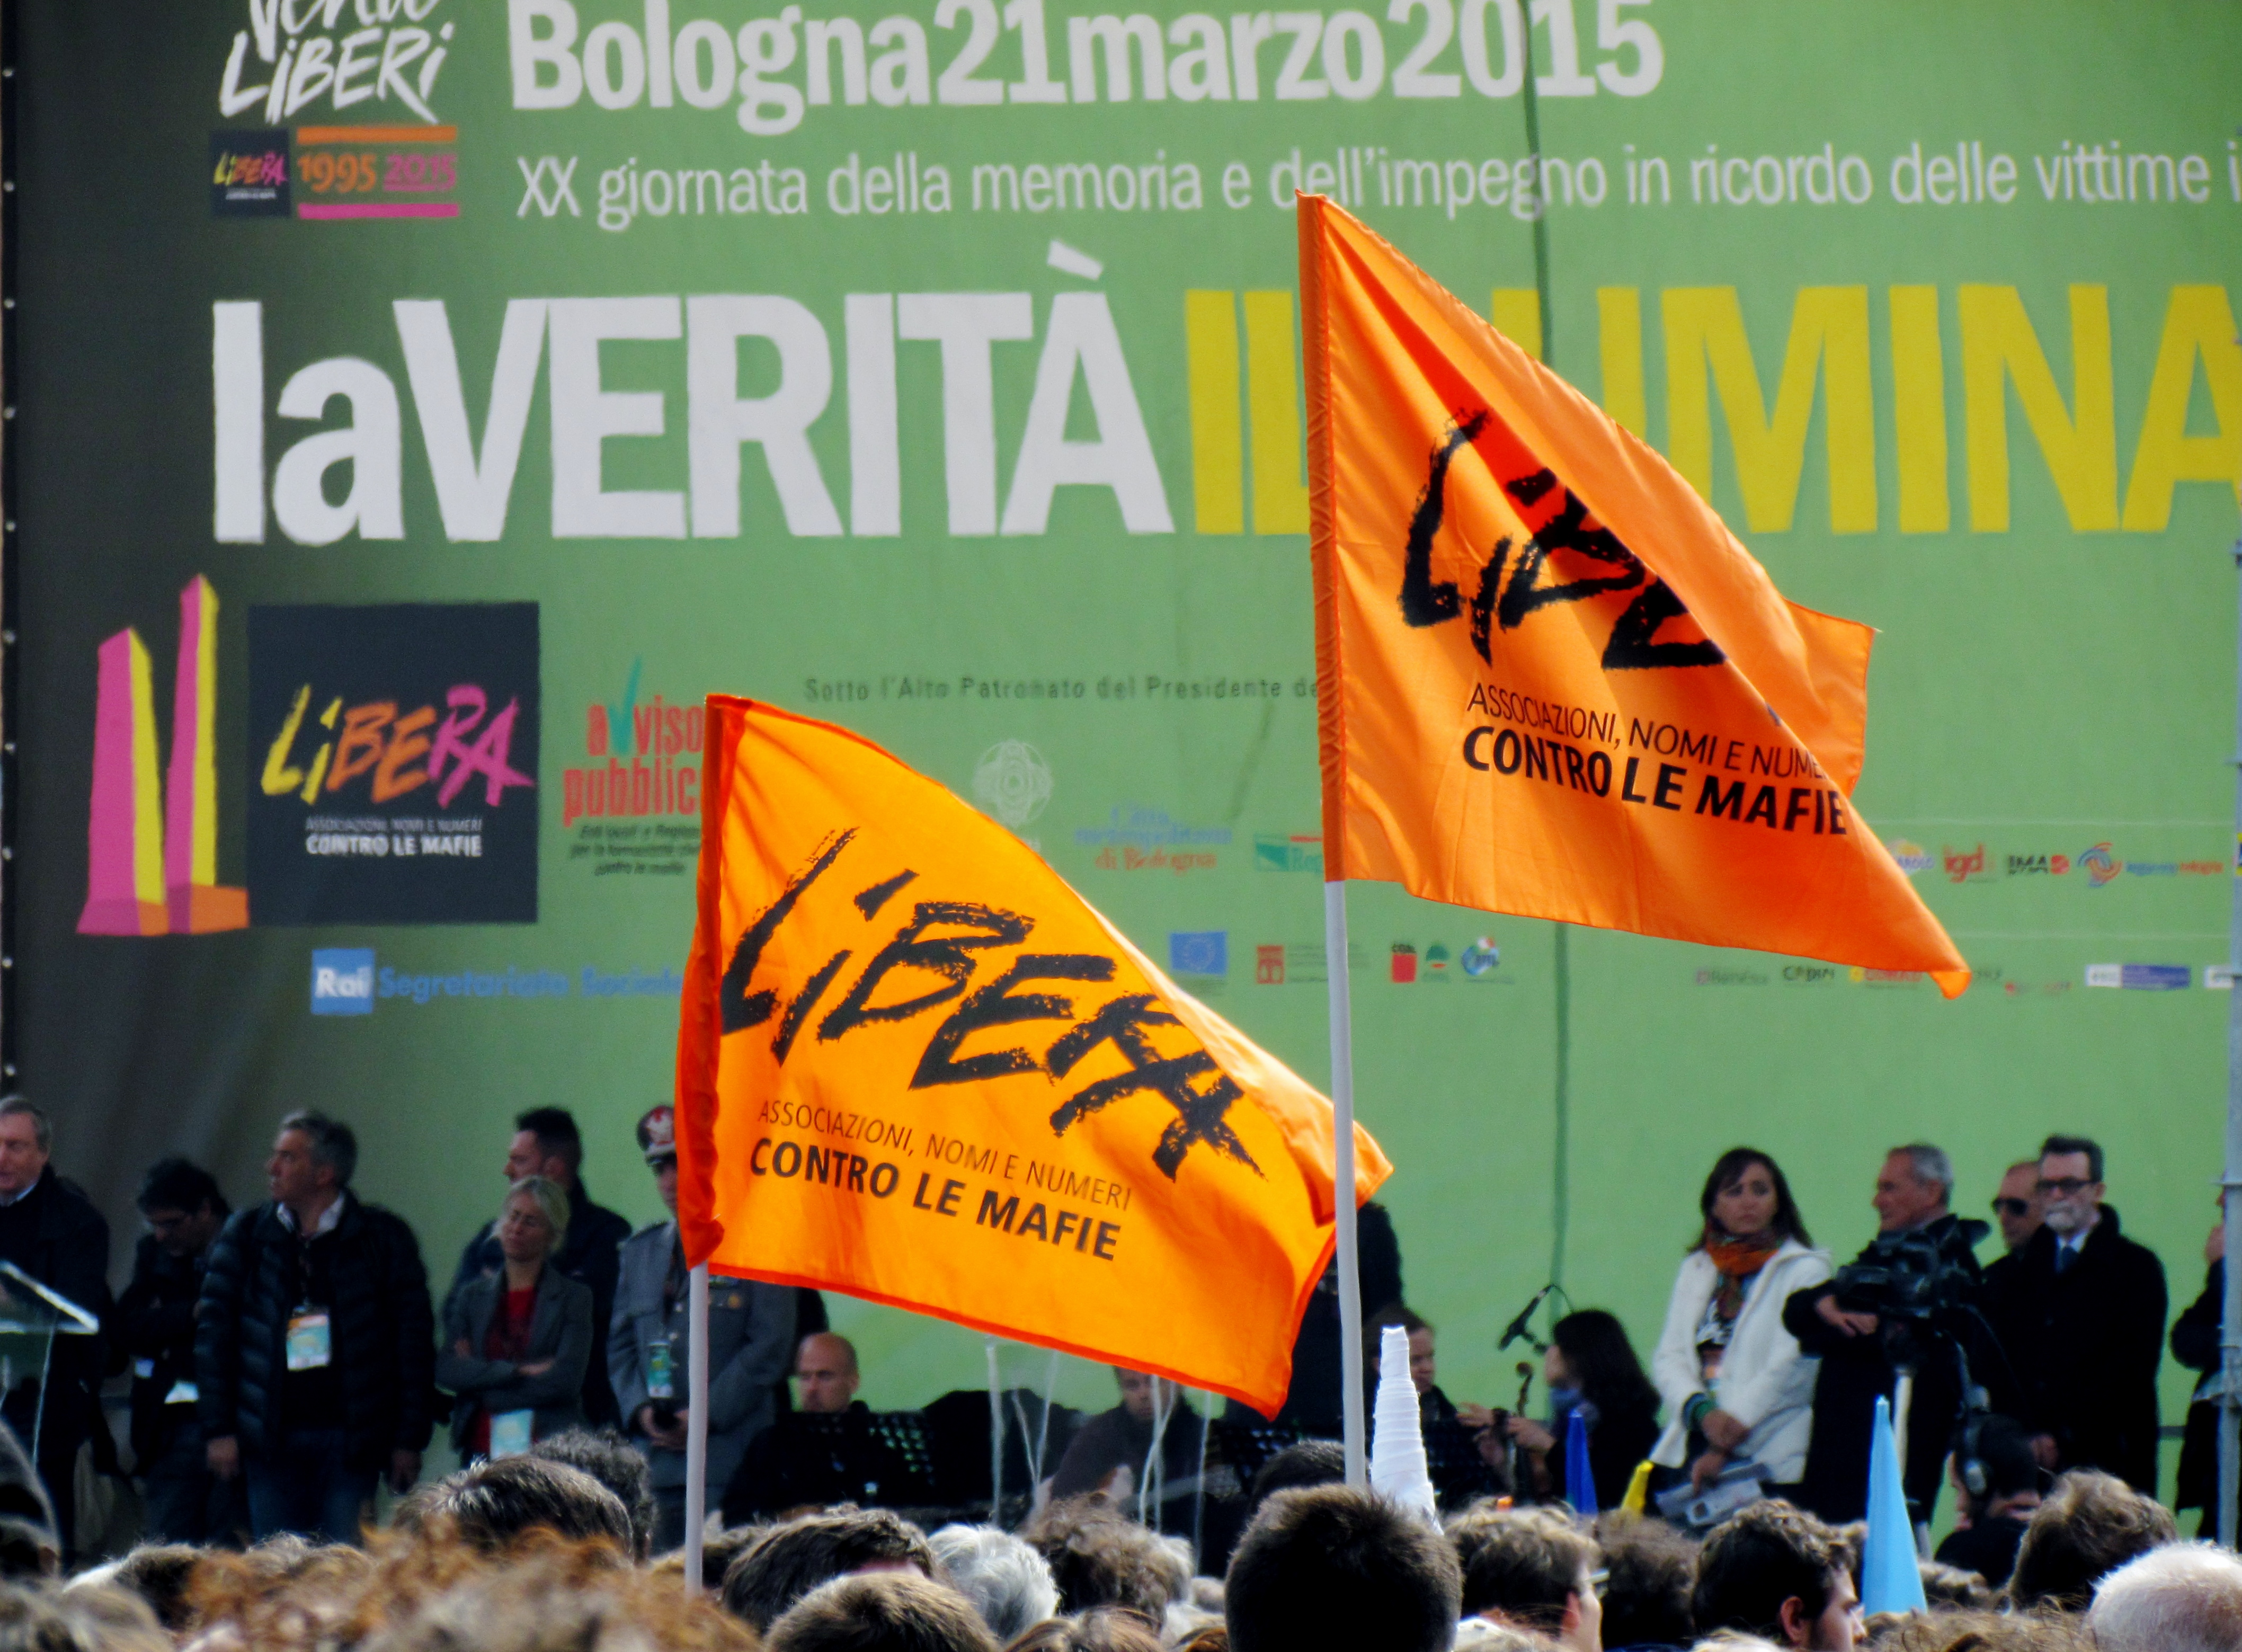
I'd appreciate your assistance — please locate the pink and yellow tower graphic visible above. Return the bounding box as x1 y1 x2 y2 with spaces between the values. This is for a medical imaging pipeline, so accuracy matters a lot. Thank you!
78 576 249 935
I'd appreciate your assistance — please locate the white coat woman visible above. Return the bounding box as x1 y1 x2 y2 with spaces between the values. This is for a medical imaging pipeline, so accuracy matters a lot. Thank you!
1651 1148 1830 1492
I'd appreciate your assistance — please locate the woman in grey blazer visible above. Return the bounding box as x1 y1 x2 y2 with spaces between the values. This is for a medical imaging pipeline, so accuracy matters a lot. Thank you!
437 1176 595 1459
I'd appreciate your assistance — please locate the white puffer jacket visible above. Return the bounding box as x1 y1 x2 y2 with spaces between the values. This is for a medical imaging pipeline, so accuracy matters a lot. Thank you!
1649 1237 1830 1485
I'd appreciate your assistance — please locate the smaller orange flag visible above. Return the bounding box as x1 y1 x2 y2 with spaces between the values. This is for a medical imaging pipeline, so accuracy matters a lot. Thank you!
1299 196 1968 996
675 697 1391 1415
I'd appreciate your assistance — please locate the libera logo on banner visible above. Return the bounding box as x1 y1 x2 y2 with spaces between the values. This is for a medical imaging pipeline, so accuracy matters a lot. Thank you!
311 948 375 1015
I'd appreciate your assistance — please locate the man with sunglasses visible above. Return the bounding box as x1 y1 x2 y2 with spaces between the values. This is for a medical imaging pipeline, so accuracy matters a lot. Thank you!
1983 1134 2168 1493
1990 1161 2044 1253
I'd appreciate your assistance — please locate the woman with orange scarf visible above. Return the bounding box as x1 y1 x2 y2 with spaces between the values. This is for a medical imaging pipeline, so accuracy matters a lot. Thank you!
1649 1149 1830 1496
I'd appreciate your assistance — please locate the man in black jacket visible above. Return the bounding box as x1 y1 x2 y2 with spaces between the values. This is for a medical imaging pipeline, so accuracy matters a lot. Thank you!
2171 1214 2221 1525
1982 1135 2167 1493
444 1107 631 1427
1784 1142 2007 1525
197 1111 435 1542
117 1157 241 1542
0 1098 111 1558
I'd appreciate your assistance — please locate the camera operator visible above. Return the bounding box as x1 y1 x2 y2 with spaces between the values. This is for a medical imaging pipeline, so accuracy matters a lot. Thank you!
1782 1143 2013 1525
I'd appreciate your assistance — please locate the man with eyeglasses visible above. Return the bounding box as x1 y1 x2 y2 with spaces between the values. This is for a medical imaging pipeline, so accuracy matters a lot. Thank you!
1983 1134 2168 1493
1990 1161 2043 1253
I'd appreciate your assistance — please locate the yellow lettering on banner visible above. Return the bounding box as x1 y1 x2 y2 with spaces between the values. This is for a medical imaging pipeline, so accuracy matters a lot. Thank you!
2121 285 2242 532
1243 290 1309 534
1184 290 1244 535
1490 289 1542 361
1889 285 1950 534
1960 283 2116 532
1597 287 1645 437
1661 286 1876 534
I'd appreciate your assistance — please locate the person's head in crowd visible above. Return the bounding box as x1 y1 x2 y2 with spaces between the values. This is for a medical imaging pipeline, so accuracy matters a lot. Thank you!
0 1415 56 1547
1873 1144 1951 1234
926 1523 1058 1642
637 1105 679 1213
0 1101 50 1200
1594 1514 1696 1650
2008 1469 2177 1612
135 1157 229 1257
2087 1540 2242 1652
1860 1612 2096 1651
797 1333 864 1415
1696 1148 1812 1250
399 1457 634 1554
1453 1618 1560 1651
497 1175 569 1277
724 1507 939 1632
764 1570 999 1652
1992 1161 2044 1252
1546 1309 1660 1423
1170 1623 1231 1652
349 1538 756 1652
1446 1503 1600 1652
528 1429 658 1561
183 1536 374 1648
1247 1441 1346 1516
1368 1304 1438 1395
1947 1414 2043 1528
0 1581 169 1652
1692 1502 1861 1649
0 1525 50 1584
270 1108 356 1218
1113 1367 1177 1426
1225 1484 1461 1652
2037 1136 2106 1241
81 1542 202 1633
1917 1560 1995 1610
506 1107 585 1194
1024 1498 1191 1620
1006 1605 1167 1652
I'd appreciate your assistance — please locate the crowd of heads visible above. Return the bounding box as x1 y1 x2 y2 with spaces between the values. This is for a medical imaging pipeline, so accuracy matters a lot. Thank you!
0 1431 2227 1650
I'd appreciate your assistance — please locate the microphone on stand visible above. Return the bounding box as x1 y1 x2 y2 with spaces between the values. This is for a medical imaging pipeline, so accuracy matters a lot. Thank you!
1498 1284 1555 1352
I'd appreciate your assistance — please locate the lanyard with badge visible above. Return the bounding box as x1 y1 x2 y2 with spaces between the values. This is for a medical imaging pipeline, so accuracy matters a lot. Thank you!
287 1301 332 1370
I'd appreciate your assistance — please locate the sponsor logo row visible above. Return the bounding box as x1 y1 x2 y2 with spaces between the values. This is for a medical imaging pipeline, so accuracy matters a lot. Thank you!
1889 839 2232 886
310 947 681 1014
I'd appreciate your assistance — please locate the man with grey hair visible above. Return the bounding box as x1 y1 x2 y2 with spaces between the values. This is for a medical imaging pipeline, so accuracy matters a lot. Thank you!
2087 1540 2242 1652
1784 1142 2003 1525
0 1098 111 1559
197 1110 434 1542
926 1523 1060 1642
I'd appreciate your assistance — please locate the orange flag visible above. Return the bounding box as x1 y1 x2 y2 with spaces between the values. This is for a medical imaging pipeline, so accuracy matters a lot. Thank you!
1299 197 1968 997
674 697 1393 1415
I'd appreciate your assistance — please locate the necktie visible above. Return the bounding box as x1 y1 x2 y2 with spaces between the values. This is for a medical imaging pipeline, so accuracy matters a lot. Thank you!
2055 1242 2077 1275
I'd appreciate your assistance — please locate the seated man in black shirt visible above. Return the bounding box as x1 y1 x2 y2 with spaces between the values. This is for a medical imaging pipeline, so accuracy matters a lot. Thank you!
1933 1414 2043 1589
721 1333 930 1521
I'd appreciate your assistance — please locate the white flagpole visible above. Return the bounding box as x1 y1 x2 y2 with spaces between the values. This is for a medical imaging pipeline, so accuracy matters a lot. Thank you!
684 1262 710 1592
1324 879 1366 1487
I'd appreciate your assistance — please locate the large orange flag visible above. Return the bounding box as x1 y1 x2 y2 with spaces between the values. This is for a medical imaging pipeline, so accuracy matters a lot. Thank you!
1300 197 1969 997
674 697 1393 1414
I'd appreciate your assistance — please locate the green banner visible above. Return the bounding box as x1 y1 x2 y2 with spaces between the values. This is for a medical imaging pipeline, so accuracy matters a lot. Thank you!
19 0 2241 1480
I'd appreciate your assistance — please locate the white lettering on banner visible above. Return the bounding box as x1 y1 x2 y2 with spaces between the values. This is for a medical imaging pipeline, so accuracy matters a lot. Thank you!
218 0 451 123
209 291 1174 545
500 0 1660 127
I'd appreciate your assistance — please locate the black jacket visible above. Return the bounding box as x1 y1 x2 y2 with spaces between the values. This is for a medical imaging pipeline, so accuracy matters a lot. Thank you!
116 1233 211 1464
1784 1213 2007 1524
2170 1257 2219 1512
1982 1206 2166 1493
196 1195 435 1469
447 1180 631 1427
0 1168 112 1451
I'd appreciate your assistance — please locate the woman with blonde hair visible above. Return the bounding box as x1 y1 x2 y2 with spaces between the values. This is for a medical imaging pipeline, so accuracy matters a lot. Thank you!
436 1178 594 1461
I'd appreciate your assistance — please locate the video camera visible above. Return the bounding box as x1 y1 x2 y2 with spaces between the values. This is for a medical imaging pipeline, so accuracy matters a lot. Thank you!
1830 1217 1990 1324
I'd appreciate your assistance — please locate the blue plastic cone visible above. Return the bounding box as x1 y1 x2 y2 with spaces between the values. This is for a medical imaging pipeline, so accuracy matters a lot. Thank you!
1564 1406 1598 1516
1861 1396 1927 1615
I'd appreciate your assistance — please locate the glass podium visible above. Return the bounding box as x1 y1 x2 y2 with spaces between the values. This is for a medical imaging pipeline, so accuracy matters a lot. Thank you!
0 1261 100 1460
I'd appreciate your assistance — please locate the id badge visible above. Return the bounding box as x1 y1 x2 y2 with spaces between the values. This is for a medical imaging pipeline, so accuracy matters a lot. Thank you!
647 1340 675 1400
162 1379 199 1406
132 1358 156 1380
286 1310 333 1371
489 1409 534 1460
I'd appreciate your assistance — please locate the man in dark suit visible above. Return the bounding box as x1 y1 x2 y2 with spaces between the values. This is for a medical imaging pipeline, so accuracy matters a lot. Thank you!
1982 1134 2167 1493
447 1107 633 1427
0 1098 111 1559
